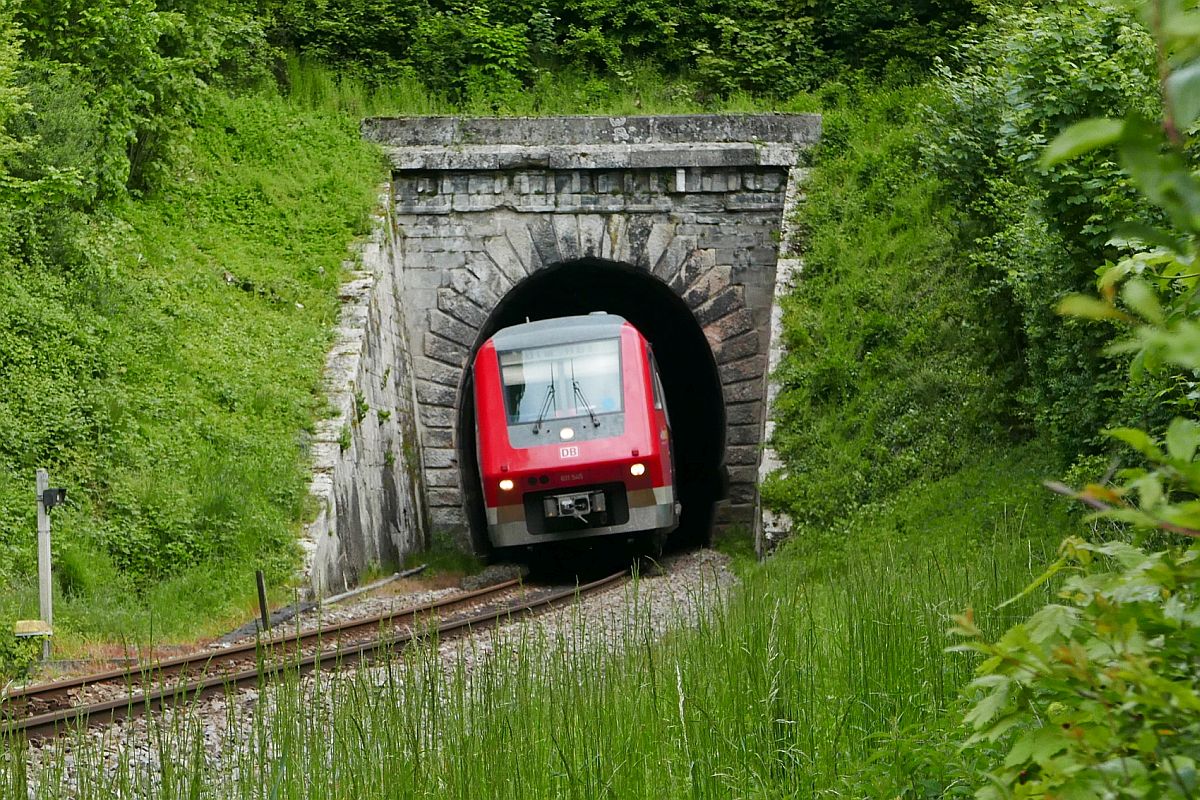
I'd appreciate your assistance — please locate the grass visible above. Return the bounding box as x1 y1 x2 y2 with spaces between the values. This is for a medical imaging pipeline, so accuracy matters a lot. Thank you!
763 81 1010 537
0 89 384 651
4 446 1077 798
1 62 813 651
281 55 819 117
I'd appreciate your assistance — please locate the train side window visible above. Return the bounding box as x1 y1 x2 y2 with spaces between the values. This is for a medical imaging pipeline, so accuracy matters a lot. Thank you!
648 347 668 418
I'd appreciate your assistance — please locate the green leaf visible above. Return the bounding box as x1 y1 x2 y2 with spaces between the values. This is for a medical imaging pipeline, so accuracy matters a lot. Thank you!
1122 279 1164 324
1107 427 1165 460
1166 417 1200 463
998 558 1067 609
964 684 1010 730
1111 222 1186 253
1057 295 1133 322
1005 727 1070 768
1167 61 1200 129
1041 118 1125 167
1026 604 1078 643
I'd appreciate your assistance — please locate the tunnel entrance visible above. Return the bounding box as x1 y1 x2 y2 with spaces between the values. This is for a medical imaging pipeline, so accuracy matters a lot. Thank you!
455 258 728 555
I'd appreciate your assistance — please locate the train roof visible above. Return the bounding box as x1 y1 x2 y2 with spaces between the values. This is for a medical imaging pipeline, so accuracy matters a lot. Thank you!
488 313 630 351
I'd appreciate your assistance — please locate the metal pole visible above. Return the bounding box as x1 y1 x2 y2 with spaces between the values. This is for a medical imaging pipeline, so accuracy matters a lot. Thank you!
36 469 52 661
256 570 270 633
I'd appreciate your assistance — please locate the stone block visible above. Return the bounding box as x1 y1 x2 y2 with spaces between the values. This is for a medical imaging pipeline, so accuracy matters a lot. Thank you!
528 217 562 267
694 285 746 327
570 215 600 260
724 400 763 426
437 287 488 328
427 488 463 508
423 427 455 448
722 379 765 405
704 308 755 347
724 445 761 466
432 309 477 347
727 423 763 446
483 236 530 285
503 220 539 274
419 402 455 429
424 447 458 468
729 482 759 505
552 216 581 262
423 333 469 368
682 265 733 308
425 468 460 487
416 379 458 407
719 354 767 384
715 502 755 525
724 465 758 486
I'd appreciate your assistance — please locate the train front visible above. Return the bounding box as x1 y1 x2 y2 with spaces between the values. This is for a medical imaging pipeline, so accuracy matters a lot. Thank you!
472 313 678 549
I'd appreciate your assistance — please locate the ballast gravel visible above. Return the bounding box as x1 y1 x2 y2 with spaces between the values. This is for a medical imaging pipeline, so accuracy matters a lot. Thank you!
17 548 735 795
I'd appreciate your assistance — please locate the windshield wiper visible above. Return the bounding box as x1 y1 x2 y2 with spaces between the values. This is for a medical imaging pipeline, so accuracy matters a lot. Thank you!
570 360 600 427
532 384 556 434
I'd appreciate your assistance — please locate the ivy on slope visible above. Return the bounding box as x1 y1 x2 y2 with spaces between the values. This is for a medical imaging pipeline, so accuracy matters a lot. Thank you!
0 92 381 637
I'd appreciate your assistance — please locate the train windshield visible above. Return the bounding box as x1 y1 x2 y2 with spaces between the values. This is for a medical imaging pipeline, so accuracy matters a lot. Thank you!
498 338 623 424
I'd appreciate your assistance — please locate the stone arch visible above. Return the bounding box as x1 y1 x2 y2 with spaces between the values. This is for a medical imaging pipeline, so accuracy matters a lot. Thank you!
453 256 748 553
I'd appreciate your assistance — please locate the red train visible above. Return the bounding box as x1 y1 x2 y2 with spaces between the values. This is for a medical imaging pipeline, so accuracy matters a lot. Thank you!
472 313 679 549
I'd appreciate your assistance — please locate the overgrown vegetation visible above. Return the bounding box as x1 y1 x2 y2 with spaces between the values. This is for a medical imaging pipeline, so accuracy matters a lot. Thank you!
2 450 1073 798
2 0 1197 794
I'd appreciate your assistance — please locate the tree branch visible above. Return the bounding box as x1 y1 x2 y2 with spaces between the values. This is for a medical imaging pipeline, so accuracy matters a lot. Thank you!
1043 480 1200 538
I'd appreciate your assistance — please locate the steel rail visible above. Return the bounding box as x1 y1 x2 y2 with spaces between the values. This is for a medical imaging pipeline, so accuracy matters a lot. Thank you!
4 570 626 740
2 578 523 717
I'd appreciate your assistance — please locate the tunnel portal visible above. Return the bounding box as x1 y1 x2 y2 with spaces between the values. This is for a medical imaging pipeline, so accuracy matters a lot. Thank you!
457 259 728 553
299 114 818 588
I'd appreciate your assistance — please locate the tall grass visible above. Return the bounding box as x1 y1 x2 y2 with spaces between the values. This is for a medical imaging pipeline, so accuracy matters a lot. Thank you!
5 448 1074 798
281 55 819 117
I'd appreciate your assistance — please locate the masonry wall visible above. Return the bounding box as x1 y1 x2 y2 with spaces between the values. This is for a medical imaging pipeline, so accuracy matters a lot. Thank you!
389 163 793 544
302 194 428 596
298 115 818 589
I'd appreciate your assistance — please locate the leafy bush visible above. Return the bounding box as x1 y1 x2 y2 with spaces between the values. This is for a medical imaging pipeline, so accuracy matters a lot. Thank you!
268 0 981 101
954 5 1200 795
924 1 1162 451
0 91 382 641
0 628 39 689
762 83 1003 531
956 539 1200 798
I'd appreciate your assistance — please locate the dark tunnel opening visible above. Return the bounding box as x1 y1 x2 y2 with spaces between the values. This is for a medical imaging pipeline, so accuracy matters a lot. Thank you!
455 258 728 557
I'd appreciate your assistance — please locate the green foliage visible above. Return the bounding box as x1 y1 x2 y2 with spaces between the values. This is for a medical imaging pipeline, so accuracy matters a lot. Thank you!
924 1 1163 451
409 3 532 104
0 628 39 688
0 90 382 643
952 4 1200 796
691 2 820 97
269 0 981 101
955 539 1200 799
763 83 1002 531
0 450 1074 797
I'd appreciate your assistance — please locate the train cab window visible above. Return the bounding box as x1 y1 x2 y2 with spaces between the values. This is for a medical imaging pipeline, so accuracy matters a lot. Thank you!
498 338 623 424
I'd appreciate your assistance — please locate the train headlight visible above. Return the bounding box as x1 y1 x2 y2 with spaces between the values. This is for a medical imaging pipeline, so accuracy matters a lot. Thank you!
499 479 515 491
559 426 575 441
630 463 646 477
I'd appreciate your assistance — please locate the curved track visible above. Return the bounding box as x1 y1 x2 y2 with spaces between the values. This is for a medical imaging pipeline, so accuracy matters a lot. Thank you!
3 571 627 741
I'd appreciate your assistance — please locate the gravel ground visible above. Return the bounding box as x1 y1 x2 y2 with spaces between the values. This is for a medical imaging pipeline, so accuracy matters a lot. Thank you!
18 548 735 796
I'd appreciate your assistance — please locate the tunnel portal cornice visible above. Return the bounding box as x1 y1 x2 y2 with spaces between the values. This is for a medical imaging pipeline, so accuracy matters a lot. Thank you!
361 113 821 148
330 113 818 564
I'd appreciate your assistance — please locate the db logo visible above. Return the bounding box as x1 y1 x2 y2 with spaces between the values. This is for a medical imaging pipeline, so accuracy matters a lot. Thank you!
559 446 579 459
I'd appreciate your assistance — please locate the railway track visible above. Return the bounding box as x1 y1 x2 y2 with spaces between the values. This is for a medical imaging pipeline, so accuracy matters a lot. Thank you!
2 570 627 741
